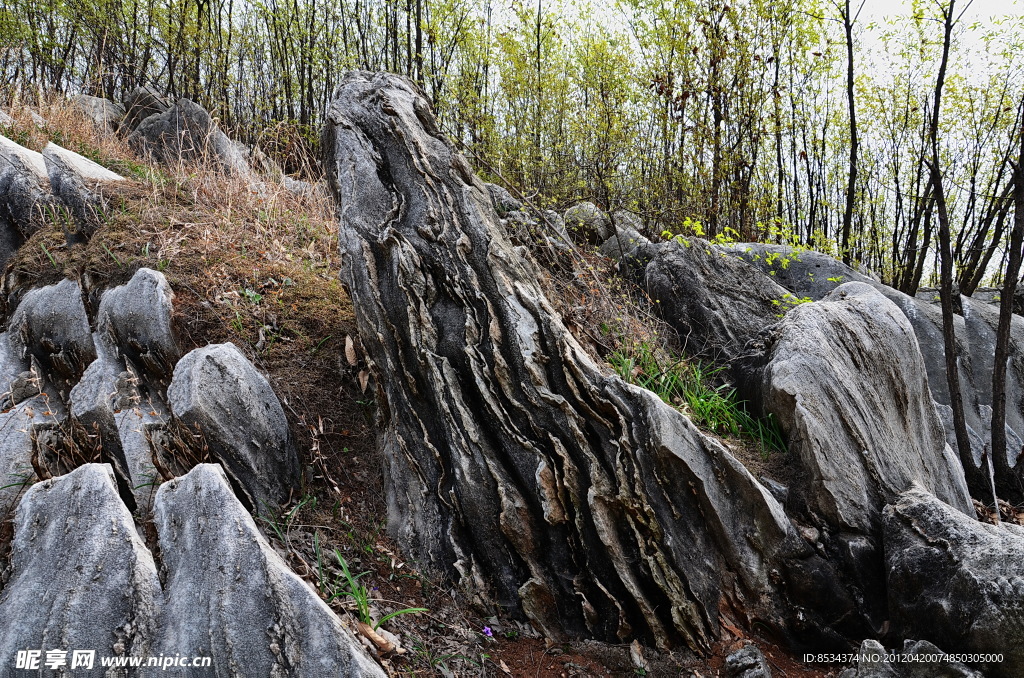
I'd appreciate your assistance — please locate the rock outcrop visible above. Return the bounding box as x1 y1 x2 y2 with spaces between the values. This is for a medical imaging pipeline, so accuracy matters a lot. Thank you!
0 464 161 666
0 134 50 262
167 343 298 511
884 487 1024 678
564 200 611 244
147 464 384 677
130 98 251 175
121 85 172 133
738 282 972 623
43 142 125 244
72 94 125 133
326 71 863 652
721 242 1024 499
627 239 791 360
0 463 384 678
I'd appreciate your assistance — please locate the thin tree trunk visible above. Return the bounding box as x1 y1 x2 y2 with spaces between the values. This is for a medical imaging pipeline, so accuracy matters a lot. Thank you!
991 123 1024 496
930 0 975 481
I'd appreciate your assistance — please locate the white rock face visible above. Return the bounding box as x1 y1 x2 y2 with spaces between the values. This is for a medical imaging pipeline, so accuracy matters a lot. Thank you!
0 133 48 182
43 142 124 182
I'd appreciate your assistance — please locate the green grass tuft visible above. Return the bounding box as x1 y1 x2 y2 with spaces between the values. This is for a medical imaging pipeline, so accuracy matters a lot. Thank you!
608 341 785 456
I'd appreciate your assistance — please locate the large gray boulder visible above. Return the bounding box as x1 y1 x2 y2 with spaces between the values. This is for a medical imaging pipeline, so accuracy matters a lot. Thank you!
723 242 1024 497
0 464 161 668
960 297 1024 474
485 182 522 215
167 343 298 511
148 464 385 677
10 279 97 392
719 242 873 299
741 282 972 531
70 269 179 509
884 487 1024 678
738 283 972 624
72 94 125 133
629 239 791 360
121 85 171 132
598 224 649 261
97 267 181 381
131 98 251 176
564 201 612 245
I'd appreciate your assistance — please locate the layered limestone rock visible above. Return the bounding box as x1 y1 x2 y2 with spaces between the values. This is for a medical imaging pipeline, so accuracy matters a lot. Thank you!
146 464 385 677
737 282 972 624
0 134 50 262
326 71 862 652
0 463 384 677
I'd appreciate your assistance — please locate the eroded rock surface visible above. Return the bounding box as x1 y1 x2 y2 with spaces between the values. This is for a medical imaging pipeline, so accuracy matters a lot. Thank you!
741 282 972 532
167 343 298 511
737 282 972 623
629 239 790 360
326 71 862 653
122 85 171 133
0 464 161 668
0 134 50 262
720 242 1024 498
148 464 385 678
43 142 125 243
884 488 1024 678
564 201 611 244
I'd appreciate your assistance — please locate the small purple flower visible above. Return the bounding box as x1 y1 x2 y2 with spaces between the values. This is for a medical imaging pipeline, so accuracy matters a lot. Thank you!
482 626 493 637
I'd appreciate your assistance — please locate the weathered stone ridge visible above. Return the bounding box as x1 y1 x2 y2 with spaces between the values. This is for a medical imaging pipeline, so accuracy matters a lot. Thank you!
326 71 864 652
